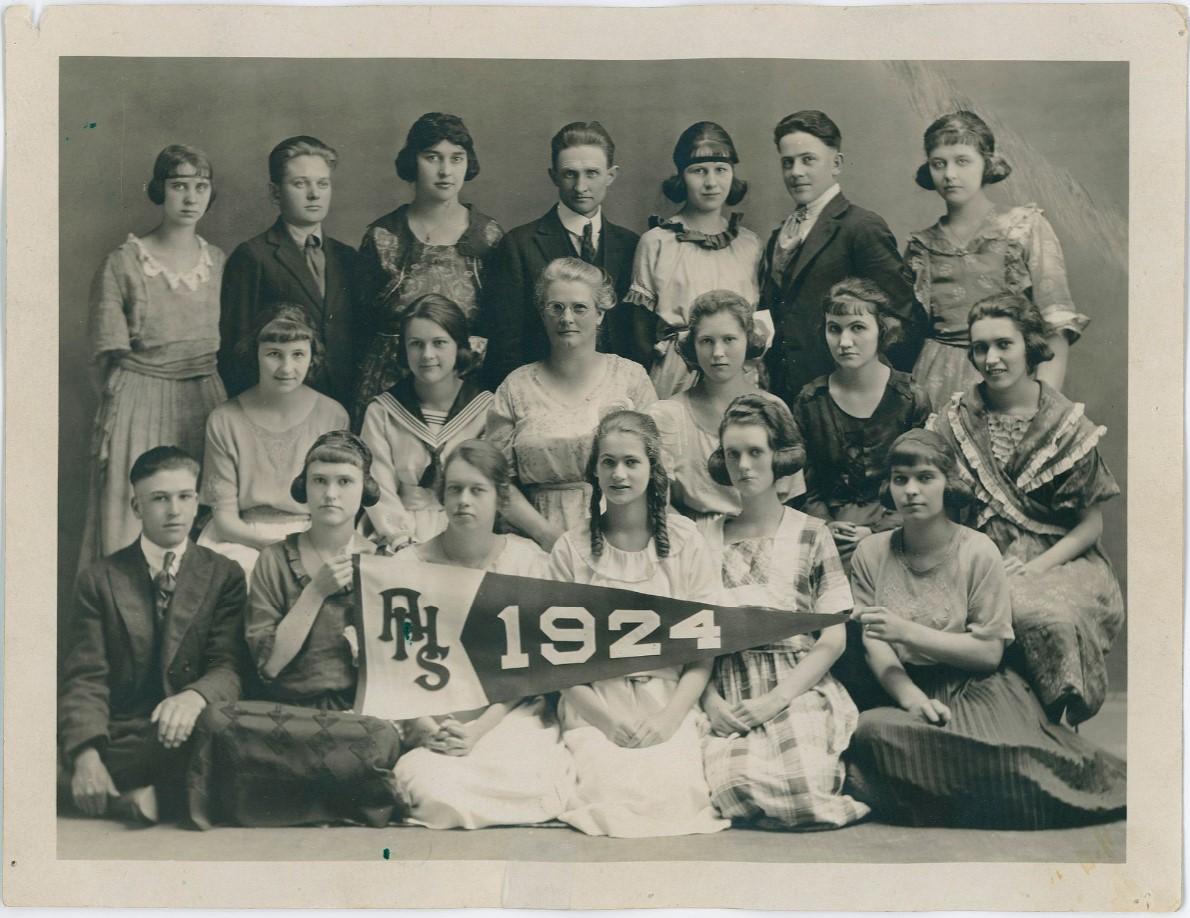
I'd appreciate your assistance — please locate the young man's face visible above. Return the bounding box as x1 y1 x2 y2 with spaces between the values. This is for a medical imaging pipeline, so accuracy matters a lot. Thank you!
271 154 333 229
778 131 842 207
550 144 618 217
132 467 200 549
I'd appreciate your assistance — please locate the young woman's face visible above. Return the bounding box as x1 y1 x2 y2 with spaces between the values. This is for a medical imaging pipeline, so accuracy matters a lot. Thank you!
682 161 733 215
542 279 602 352
969 316 1031 391
405 317 459 386
693 310 748 383
889 460 947 521
306 460 365 528
257 338 311 394
596 430 651 506
927 142 986 207
415 140 468 201
161 163 212 227
721 423 776 497
825 305 881 370
442 459 500 534
778 131 841 207
271 154 333 230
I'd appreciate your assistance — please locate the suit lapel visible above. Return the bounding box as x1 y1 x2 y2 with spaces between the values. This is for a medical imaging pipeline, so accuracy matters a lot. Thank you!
110 543 156 675
161 543 212 679
267 219 326 314
787 194 849 287
532 207 577 264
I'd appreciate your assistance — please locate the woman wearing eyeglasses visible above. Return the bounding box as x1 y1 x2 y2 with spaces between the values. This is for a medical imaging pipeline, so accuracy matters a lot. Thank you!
487 257 658 549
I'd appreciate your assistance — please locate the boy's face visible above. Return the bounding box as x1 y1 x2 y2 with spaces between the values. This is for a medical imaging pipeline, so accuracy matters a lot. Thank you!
131 467 199 550
271 154 333 229
778 131 842 207
550 144 618 217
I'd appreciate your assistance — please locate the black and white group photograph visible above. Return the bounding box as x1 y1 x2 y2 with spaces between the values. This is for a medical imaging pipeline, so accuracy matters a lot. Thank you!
4 3 1182 908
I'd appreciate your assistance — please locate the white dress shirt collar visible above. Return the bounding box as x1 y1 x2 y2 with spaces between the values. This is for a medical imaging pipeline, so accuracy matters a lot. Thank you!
140 533 188 579
556 201 603 253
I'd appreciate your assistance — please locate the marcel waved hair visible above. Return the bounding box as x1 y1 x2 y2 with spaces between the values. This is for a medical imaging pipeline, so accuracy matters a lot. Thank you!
290 430 381 508
878 429 973 514
662 121 748 206
678 289 767 369
585 410 671 559
708 394 806 486
534 257 617 314
966 292 1054 372
435 439 513 512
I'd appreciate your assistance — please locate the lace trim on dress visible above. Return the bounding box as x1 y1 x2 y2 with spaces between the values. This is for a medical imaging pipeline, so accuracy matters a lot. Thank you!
128 233 213 292
646 212 744 250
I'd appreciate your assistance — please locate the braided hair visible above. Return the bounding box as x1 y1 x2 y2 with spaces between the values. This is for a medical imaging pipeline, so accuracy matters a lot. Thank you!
585 410 671 559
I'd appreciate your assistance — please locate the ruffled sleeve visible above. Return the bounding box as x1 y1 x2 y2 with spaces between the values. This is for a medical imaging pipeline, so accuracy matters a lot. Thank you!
960 531 1015 644
624 229 663 311
200 406 241 511
1018 207 1090 343
88 248 133 361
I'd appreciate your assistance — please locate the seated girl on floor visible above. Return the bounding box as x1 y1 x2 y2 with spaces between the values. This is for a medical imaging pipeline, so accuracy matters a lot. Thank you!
198 305 348 579
392 440 575 829
699 394 869 830
549 410 729 838
187 432 404 829
845 429 1125 829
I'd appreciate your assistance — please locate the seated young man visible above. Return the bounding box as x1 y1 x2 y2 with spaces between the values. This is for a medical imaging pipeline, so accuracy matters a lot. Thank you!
59 446 249 823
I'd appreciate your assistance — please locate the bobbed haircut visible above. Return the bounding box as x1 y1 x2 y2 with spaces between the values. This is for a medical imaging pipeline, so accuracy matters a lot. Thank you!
435 439 513 513
915 110 1012 190
966 292 1054 372
534 257 617 314
396 292 479 379
708 393 806 486
395 113 480 183
550 121 616 168
129 445 200 486
878 429 973 513
146 144 216 209
267 135 339 185
821 277 903 352
290 430 380 508
773 110 842 152
662 121 748 206
234 303 326 388
585 410 671 559
678 289 767 369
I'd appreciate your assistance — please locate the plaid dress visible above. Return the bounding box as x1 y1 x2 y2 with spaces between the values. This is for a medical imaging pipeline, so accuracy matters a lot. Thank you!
700 509 870 829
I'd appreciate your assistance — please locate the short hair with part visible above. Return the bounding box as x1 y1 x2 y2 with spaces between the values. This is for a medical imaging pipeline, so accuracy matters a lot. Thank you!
773 110 843 152
436 440 513 513
534 257 617 314
268 135 339 185
146 144 216 208
395 113 480 183
708 393 806 486
821 277 903 352
550 121 615 168
966 292 1054 372
679 289 767 368
396 293 479 378
129 445 200 486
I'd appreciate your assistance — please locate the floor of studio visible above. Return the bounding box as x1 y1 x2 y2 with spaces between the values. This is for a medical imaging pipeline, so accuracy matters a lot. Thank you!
57 695 1126 864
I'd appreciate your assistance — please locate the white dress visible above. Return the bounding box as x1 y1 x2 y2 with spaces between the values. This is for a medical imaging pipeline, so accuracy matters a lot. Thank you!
392 534 577 829
548 513 730 837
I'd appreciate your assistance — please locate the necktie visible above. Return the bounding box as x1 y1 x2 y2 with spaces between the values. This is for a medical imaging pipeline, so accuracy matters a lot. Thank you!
580 221 597 264
305 234 327 299
155 551 176 623
791 205 810 243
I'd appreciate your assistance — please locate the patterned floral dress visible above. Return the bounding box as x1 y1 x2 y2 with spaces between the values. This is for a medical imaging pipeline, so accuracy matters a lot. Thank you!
699 508 869 829
903 205 1089 410
352 204 503 424
929 382 1125 725
80 235 227 568
625 213 761 399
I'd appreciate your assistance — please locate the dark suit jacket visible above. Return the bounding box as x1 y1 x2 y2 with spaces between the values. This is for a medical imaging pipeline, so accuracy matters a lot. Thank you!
218 218 360 406
481 205 643 388
59 541 249 760
760 192 924 404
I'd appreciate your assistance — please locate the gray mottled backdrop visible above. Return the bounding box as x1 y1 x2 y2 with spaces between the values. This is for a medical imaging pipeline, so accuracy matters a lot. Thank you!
58 58 1128 683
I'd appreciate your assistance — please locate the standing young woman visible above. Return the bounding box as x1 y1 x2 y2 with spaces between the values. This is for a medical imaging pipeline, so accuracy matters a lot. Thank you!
699 395 868 830
354 113 503 424
626 122 762 399
846 430 1125 828
549 411 728 838
929 294 1125 725
392 441 575 829
80 145 227 568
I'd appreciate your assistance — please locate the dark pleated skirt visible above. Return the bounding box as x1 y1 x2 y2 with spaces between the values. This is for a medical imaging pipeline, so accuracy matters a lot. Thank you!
185 700 404 830
845 665 1126 830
